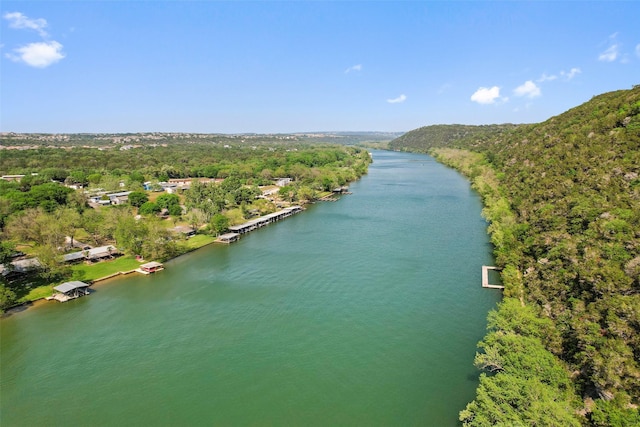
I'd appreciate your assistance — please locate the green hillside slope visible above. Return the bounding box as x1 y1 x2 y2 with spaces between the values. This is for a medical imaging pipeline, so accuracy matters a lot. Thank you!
394 86 640 425
389 123 519 153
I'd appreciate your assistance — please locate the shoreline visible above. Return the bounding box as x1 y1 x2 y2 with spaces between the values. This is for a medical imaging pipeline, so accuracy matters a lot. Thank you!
1 201 320 317
1 238 221 317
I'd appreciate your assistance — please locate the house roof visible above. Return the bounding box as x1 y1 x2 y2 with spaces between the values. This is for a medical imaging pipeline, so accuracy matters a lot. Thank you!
171 225 195 234
218 233 240 240
107 191 132 198
0 258 42 276
62 252 86 262
62 245 118 262
140 261 163 269
85 245 117 258
54 281 90 293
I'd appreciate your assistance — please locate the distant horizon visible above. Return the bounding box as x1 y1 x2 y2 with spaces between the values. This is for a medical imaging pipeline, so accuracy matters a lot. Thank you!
1 129 408 136
2 1 638 134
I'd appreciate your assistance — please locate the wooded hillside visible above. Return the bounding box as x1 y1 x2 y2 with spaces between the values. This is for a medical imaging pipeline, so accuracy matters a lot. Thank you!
392 86 640 425
388 123 519 153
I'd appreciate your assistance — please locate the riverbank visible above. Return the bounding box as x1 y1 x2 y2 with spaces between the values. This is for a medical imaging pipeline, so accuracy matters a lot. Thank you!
3 201 320 315
429 147 585 425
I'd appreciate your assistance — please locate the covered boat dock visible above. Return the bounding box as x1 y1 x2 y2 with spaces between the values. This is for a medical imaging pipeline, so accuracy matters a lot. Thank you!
216 232 240 244
136 261 164 274
49 281 91 302
228 206 303 235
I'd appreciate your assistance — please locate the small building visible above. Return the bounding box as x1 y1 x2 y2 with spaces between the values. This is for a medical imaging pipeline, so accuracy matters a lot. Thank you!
107 191 132 205
159 182 178 193
0 258 42 278
216 232 240 244
1 174 26 182
137 261 164 274
50 281 90 302
62 245 119 263
61 251 86 263
275 177 292 187
168 178 215 188
171 225 196 238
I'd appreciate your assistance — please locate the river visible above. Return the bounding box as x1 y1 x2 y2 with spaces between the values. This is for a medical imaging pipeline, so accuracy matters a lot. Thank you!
0 150 500 426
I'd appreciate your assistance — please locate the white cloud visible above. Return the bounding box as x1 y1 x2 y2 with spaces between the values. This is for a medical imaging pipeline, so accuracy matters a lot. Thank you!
599 33 621 62
561 67 581 80
3 11 66 67
3 11 48 37
6 41 65 68
387 94 407 104
599 44 620 62
345 64 362 73
636 43 640 58
537 73 557 82
538 67 581 83
514 81 541 98
470 86 502 104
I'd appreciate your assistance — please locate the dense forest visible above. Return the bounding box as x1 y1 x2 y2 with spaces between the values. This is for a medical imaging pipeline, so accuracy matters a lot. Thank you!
0 142 372 311
391 86 640 425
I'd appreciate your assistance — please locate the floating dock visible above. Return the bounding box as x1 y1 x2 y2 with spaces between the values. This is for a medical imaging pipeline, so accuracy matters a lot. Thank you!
482 266 504 289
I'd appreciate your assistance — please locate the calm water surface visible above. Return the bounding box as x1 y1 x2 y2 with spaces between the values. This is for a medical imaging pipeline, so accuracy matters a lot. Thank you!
0 150 500 426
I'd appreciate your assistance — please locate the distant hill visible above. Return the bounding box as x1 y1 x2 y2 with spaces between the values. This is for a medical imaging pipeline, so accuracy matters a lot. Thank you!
0 131 403 148
388 123 519 152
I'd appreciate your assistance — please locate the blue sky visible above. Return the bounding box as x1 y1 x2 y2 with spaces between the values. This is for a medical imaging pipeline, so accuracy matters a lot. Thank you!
1 1 639 134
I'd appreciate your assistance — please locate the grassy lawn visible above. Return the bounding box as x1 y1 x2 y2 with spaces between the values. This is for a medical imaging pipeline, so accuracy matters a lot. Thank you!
18 284 55 303
71 255 142 282
178 234 216 251
9 234 217 305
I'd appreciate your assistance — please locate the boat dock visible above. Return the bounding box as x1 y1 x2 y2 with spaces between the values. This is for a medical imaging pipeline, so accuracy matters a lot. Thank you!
482 266 504 289
216 232 240 244
47 281 91 302
226 206 303 237
135 261 164 274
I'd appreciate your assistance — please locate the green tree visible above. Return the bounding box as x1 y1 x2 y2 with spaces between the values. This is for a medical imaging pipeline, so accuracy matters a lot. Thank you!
156 193 180 209
81 209 105 246
128 191 149 208
0 285 17 313
114 215 147 255
87 173 102 185
129 171 145 183
139 201 161 215
209 214 229 236
141 218 176 261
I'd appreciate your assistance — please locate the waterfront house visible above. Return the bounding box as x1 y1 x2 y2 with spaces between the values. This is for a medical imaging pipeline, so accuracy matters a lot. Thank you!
62 245 119 263
171 225 196 238
0 258 42 278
